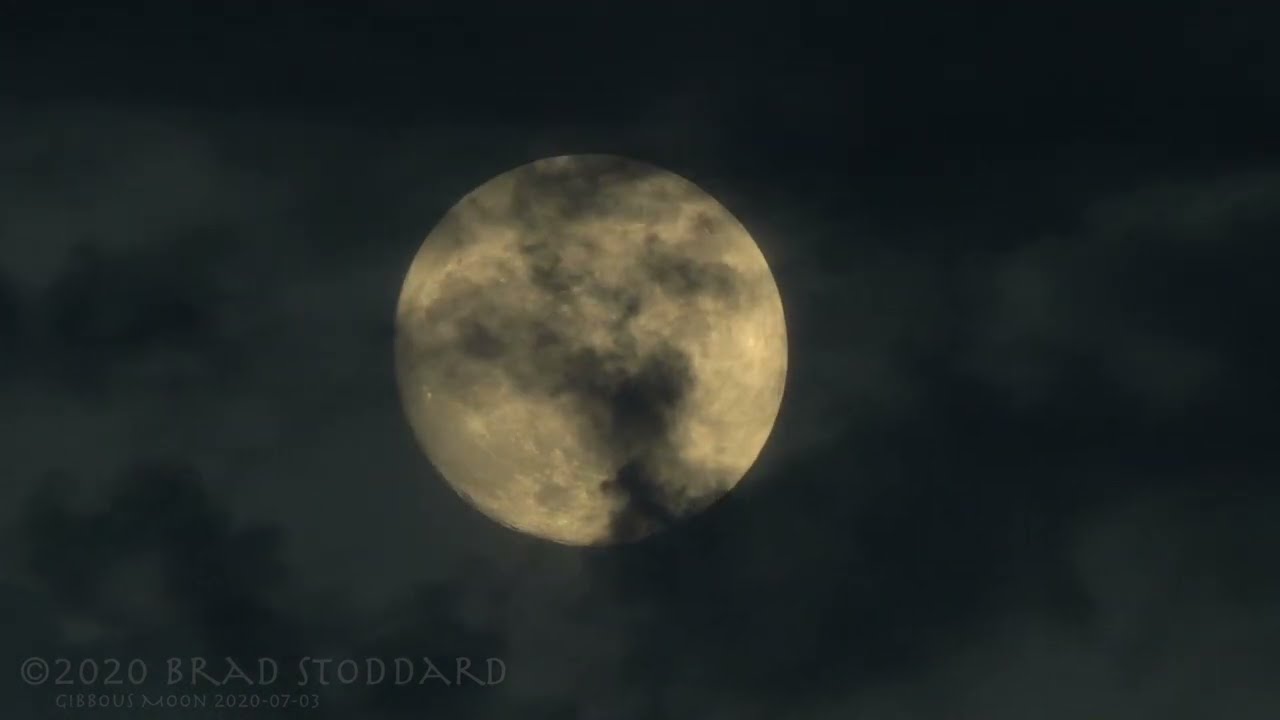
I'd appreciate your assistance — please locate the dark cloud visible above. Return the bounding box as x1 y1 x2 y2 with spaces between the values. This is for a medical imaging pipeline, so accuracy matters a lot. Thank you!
39 240 243 397
7 136 1279 716
418 280 720 541
0 269 22 378
962 174 1280 415
17 463 298 653
541 169 1280 716
588 344 707 541
818 485 1280 719
4 465 308 717
442 295 704 526
8 461 510 718
346 586 508 716
3 9 1279 714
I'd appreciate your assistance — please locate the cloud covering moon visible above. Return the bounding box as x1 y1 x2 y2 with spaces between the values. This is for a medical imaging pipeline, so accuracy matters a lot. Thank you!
394 155 786 545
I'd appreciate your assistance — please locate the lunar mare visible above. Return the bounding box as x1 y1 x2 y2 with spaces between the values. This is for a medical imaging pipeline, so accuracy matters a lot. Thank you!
394 155 787 545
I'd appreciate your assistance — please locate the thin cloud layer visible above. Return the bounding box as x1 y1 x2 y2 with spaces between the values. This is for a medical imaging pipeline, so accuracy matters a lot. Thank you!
1 103 1276 719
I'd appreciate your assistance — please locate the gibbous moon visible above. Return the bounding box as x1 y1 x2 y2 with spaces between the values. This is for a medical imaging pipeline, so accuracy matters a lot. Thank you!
394 155 786 545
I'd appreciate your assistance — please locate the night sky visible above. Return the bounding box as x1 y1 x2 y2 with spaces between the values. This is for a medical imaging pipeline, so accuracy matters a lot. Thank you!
3 5 1279 719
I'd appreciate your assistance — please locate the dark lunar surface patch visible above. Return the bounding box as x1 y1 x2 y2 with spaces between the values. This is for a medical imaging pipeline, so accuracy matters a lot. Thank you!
519 236 592 295
506 156 669 227
642 244 740 300
457 318 507 360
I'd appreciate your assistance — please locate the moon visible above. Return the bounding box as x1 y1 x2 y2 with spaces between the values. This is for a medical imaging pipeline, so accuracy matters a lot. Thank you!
394 155 787 545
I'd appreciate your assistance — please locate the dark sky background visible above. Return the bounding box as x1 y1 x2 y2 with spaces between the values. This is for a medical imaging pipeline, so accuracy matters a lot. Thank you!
2 4 1279 719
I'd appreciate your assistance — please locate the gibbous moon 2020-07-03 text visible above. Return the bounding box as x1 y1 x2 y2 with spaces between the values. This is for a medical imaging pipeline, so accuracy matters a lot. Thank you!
394 155 787 545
